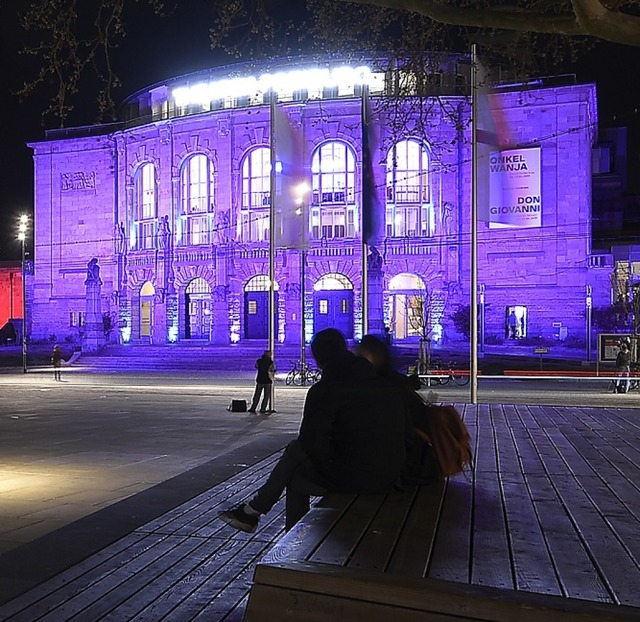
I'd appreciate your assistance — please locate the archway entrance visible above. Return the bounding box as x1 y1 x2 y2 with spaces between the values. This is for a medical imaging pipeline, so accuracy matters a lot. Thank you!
313 274 353 339
139 281 155 338
244 275 279 339
185 277 212 339
388 273 426 341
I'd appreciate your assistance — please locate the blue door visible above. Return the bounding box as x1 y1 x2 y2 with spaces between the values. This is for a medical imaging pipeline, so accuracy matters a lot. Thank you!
313 290 353 339
245 292 278 339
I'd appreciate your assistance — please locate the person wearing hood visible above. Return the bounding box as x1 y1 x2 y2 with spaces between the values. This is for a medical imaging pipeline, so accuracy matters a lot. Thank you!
219 328 406 532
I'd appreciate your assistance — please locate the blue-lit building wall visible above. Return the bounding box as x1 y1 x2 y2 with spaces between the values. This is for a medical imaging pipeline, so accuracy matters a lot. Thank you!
28 58 612 348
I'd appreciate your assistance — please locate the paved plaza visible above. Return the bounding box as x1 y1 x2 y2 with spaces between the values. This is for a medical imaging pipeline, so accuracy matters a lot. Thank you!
0 363 639 612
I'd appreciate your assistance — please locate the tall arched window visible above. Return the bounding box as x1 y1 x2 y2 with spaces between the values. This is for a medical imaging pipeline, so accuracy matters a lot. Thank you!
311 141 356 240
240 146 271 242
133 162 157 250
386 139 433 237
179 154 215 245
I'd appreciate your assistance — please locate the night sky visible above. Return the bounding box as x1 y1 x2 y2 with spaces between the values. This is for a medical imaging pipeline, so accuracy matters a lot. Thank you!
1 4 640 261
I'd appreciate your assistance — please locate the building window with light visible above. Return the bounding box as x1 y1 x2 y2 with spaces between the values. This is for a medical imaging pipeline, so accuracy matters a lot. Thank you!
179 154 215 245
240 146 271 242
133 162 157 250
385 139 434 237
311 141 356 240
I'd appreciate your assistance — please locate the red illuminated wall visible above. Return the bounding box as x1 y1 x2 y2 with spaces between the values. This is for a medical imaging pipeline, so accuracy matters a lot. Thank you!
0 262 22 326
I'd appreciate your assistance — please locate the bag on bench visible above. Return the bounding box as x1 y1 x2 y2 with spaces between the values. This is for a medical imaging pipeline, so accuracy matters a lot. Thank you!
227 399 247 412
414 404 472 478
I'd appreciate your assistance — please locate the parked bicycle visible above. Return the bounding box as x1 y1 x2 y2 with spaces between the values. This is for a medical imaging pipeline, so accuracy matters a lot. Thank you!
424 358 470 386
285 360 321 386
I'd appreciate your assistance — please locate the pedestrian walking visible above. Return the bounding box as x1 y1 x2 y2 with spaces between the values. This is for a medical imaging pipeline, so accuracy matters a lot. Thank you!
52 345 63 381
248 350 275 413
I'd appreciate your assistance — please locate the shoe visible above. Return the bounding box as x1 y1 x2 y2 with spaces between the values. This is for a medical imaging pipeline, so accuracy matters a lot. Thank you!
247 409 256 414
218 504 259 533
259 410 267 414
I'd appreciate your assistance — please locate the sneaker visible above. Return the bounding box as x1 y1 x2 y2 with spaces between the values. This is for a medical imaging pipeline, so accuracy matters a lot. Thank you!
218 504 259 533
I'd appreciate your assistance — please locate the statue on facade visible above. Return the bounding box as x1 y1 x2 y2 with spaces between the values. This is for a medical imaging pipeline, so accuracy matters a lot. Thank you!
115 222 126 255
158 215 171 250
214 209 231 245
85 258 102 285
367 246 383 273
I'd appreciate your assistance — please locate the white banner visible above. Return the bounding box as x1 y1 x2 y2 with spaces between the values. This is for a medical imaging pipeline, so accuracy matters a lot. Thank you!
489 147 541 229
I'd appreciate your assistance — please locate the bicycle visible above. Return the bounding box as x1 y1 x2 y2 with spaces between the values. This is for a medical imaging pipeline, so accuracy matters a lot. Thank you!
425 358 470 386
285 360 321 386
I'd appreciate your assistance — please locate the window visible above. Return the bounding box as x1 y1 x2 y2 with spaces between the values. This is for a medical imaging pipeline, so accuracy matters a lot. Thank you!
385 139 433 237
133 162 157 250
311 141 357 239
240 147 271 242
179 154 215 245
319 299 328 314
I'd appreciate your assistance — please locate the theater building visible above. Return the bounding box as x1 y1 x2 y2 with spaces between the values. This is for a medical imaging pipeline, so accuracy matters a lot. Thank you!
28 55 612 349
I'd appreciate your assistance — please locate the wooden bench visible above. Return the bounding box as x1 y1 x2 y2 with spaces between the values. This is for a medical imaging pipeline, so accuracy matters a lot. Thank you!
244 403 640 621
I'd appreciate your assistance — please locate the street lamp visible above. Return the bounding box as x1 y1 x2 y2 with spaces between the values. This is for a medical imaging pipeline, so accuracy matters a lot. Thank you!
18 215 28 374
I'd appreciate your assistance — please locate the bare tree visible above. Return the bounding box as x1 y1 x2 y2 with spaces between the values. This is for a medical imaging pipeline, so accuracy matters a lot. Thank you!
10 1 640 124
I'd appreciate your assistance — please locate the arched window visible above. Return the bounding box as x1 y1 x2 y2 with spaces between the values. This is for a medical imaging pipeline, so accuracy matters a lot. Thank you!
386 139 433 237
240 147 271 242
311 141 356 240
133 163 157 250
179 154 215 245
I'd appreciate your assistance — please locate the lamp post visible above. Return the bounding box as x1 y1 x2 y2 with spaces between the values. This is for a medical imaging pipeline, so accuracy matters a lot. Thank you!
18 215 28 374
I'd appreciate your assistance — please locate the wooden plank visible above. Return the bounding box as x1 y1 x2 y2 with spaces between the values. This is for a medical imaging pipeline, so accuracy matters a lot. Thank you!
470 404 513 590
309 495 387 566
1 532 171 622
427 477 473 583
495 406 563 595
260 505 354 566
347 488 418 572
247 561 640 622
386 481 446 578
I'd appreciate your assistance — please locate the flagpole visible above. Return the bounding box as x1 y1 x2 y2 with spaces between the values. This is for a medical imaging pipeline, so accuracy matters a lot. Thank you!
361 84 369 337
269 92 277 410
470 44 479 405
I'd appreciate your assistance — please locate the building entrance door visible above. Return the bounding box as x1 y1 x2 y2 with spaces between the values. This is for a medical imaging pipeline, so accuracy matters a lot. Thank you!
244 275 280 340
313 274 353 339
139 281 155 339
185 278 212 339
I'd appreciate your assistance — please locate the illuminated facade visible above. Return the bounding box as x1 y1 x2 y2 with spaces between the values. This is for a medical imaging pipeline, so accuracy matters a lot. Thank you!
29 57 612 348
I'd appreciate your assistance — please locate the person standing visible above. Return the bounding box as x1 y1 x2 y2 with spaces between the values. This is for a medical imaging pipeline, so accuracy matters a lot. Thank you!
248 350 275 413
615 342 632 394
52 345 63 381
219 328 406 532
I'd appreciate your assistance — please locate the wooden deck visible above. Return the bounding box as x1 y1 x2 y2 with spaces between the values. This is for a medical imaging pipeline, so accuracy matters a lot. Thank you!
1 404 639 621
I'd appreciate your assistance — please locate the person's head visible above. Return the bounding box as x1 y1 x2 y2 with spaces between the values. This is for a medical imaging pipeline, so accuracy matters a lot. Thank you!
356 334 391 370
311 328 347 369
621 343 628 352
54 344 60 351
263 350 271 358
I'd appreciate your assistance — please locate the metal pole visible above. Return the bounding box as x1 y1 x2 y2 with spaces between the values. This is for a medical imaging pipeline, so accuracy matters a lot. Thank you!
269 93 277 410
470 44 479 404
480 283 485 355
586 285 592 363
22 238 27 374
301 249 306 370
361 85 369 337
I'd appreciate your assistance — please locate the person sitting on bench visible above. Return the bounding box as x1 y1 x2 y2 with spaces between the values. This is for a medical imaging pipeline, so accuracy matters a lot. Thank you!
218 328 407 532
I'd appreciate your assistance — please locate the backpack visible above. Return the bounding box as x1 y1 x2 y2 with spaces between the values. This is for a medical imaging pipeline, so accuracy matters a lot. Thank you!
413 404 472 478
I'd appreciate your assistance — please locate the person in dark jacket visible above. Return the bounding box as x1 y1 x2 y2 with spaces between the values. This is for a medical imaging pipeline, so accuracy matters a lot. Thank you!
219 328 407 532
356 334 439 484
615 342 632 394
51 344 63 381
248 350 275 413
